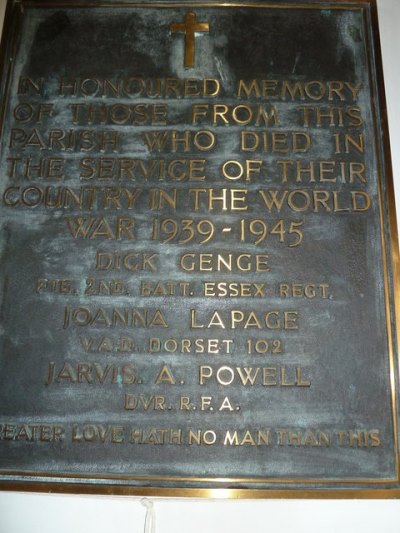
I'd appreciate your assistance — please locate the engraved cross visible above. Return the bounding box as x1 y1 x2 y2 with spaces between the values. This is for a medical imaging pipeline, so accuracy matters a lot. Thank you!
170 12 210 68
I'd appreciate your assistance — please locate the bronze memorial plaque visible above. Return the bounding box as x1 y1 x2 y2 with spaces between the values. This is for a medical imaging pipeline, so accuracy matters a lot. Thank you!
0 0 399 497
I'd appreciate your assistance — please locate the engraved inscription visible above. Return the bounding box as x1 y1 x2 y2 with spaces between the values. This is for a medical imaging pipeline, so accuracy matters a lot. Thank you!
0 2 397 492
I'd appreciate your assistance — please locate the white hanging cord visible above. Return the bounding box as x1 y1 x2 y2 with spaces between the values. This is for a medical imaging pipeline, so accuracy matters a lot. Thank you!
141 498 156 533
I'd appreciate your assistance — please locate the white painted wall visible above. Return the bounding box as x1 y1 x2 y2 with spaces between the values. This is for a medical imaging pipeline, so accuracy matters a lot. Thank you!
0 1 399 531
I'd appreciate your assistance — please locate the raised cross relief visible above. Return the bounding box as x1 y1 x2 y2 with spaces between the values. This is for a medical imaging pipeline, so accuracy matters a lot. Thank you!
170 12 210 68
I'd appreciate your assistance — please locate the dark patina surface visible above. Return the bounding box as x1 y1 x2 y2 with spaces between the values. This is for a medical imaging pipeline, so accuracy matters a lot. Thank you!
0 0 398 495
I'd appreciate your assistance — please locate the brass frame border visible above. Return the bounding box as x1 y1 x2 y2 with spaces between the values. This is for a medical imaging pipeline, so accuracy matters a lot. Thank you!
0 0 399 498
363 1 400 482
12 0 371 9
0 469 398 484
1 484 400 499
